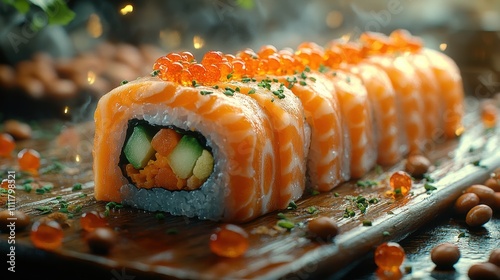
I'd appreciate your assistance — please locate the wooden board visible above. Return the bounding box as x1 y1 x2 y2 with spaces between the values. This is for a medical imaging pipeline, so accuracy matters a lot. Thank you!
1 108 499 279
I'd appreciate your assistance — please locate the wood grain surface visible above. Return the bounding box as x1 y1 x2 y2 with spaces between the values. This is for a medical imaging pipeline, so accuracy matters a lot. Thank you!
0 107 499 279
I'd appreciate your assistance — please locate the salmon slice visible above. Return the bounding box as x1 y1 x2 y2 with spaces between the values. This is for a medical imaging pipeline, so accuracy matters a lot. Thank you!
347 62 402 165
365 54 425 154
93 76 280 222
274 72 349 192
423 48 465 139
217 80 310 208
328 69 377 178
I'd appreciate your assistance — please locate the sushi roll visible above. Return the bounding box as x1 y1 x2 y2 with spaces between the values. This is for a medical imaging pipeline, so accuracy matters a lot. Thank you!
93 56 286 222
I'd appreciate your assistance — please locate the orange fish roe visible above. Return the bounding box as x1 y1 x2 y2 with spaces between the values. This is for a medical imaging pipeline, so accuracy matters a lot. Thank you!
389 171 412 196
30 220 64 250
374 242 406 271
125 153 188 190
481 101 498 129
17 148 41 174
80 211 107 232
0 133 15 157
389 29 423 53
209 224 249 258
359 32 394 55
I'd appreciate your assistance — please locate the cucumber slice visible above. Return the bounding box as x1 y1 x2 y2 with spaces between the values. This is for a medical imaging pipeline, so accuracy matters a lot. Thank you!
124 125 155 169
168 135 203 179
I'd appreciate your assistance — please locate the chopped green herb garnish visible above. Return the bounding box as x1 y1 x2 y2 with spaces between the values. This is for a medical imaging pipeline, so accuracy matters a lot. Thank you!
356 196 366 203
73 205 82 213
300 72 307 80
287 201 298 210
277 212 287 220
309 77 316 82
394 188 402 195
362 220 372 226
299 81 307 86
383 231 391 237
23 183 32 193
235 87 240 92
375 165 383 175
333 192 339 197
272 89 285 99
0 189 8 194
424 183 437 191
346 76 351 83
121 80 128 85
257 79 272 90
35 206 52 215
423 173 435 183
277 220 295 230
213 85 219 89
357 203 367 213
458 231 466 238
241 77 252 83
387 210 394 215
78 193 87 198
247 88 256 94
166 228 178 235
356 180 378 187
318 64 328 73
343 208 355 218
155 213 165 220
272 78 279 83
332 71 337 76
104 202 123 216
191 80 199 87
59 208 69 213
151 69 160 77
22 178 34 184
471 160 487 169
368 198 379 204
286 77 297 89
72 183 82 191
227 72 233 79
200 90 213 95
223 88 235 96
40 161 65 174
306 206 318 214
311 190 320 196
404 266 412 274
56 196 62 200
304 66 311 72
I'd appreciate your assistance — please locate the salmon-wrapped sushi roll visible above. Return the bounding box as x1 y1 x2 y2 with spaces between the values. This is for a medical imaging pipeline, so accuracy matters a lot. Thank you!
240 46 349 191
94 56 289 222
330 42 403 166
360 32 425 154
296 43 377 178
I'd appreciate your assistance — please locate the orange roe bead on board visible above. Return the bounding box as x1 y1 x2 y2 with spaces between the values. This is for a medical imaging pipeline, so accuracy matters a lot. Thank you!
80 211 107 232
0 133 15 157
374 242 406 271
17 148 41 174
209 224 249 258
481 102 498 129
389 171 412 196
31 220 64 250
201 51 224 66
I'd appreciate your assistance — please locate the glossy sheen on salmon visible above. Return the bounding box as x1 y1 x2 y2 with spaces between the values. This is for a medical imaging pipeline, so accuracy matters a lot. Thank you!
94 77 280 222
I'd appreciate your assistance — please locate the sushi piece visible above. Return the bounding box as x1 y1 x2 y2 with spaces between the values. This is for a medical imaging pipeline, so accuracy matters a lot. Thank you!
94 73 284 222
297 43 377 178
360 32 426 154
333 41 403 165
238 47 349 191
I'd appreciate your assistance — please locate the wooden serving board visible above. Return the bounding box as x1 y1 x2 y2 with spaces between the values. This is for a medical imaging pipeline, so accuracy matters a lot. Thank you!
1 107 499 279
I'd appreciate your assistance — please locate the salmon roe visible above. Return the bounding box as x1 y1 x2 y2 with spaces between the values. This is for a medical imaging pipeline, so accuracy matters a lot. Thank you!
80 211 107 232
481 102 498 129
389 171 412 196
30 220 64 250
374 242 406 271
17 148 41 174
389 29 422 53
209 224 249 258
0 133 15 157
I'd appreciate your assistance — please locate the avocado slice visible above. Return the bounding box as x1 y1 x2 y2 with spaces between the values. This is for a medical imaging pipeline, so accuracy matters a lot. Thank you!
124 125 156 169
167 135 203 179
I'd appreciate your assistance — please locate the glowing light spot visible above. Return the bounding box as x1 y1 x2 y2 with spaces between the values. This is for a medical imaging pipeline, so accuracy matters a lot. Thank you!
455 126 465 136
120 4 134 15
87 71 96 85
87 13 103 38
439 43 447 51
326 10 343 29
75 154 81 163
159 30 181 49
193 36 205 50
341 33 351 42
63 106 69 114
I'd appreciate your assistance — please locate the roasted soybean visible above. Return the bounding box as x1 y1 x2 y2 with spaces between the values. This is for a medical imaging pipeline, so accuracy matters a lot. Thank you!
468 262 500 280
465 204 493 227
431 243 460 268
308 217 339 240
454 193 480 215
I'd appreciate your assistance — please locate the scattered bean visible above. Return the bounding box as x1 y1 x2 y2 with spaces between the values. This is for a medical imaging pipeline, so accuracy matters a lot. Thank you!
404 154 431 177
465 185 496 207
468 262 500 280
0 210 30 231
454 193 480 215
466 204 493 227
430 243 460 268
3 119 32 140
86 227 117 255
484 178 500 192
489 249 500 267
307 216 339 240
